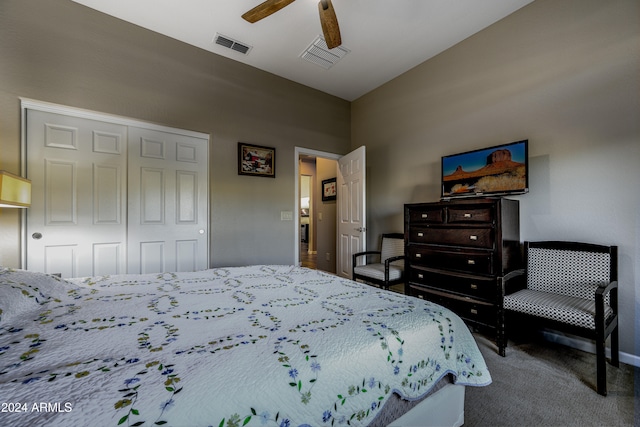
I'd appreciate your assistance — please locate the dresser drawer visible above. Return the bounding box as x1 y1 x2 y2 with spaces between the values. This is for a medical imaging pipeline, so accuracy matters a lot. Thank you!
408 208 445 224
408 246 494 275
447 206 493 223
412 288 497 326
409 269 496 301
411 227 494 249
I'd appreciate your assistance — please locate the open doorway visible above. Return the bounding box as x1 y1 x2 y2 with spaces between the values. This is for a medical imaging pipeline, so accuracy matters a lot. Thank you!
294 147 340 273
299 170 315 268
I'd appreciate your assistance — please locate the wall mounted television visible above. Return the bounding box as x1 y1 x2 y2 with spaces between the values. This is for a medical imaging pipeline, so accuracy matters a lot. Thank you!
441 139 529 199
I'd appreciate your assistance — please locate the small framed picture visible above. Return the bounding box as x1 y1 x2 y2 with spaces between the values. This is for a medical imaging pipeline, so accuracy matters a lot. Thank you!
238 143 275 178
322 177 337 201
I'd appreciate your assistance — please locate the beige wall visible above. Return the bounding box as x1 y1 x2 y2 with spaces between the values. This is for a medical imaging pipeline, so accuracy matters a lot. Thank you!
0 0 351 267
352 0 639 359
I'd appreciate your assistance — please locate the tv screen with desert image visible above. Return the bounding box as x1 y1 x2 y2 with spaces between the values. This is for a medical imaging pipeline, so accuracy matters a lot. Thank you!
441 139 528 198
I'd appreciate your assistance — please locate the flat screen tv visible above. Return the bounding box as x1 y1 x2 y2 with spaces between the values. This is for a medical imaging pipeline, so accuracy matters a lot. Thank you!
441 139 528 199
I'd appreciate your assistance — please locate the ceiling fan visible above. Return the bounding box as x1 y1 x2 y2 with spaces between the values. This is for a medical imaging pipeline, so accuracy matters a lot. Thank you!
242 0 342 49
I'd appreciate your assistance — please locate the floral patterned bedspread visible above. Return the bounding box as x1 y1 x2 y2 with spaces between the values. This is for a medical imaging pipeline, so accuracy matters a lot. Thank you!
0 265 491 427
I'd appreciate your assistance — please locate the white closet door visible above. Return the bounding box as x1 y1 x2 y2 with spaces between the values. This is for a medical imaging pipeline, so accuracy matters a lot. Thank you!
127 127 208 274
26 110 128 277
25 105 209 278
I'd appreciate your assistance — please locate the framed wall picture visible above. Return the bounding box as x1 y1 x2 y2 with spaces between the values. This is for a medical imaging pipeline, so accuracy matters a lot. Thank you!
322 177 337 201
238 142 275 178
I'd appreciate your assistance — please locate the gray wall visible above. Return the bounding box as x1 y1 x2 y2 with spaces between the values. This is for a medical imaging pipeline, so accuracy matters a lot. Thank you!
352 0 639 359
0 0 351 268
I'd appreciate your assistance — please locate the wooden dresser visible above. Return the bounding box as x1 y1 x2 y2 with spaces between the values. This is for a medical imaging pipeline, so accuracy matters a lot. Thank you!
404 198 520 355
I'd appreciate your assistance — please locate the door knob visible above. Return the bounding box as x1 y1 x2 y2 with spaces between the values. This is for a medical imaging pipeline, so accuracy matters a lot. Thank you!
32 232 43 240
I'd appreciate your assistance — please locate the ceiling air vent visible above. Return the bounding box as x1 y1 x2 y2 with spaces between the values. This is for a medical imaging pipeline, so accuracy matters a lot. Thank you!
214 33 252 55
300 36 349 69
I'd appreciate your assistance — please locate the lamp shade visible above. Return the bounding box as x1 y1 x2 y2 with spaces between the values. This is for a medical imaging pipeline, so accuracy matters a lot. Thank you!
0 170 31 208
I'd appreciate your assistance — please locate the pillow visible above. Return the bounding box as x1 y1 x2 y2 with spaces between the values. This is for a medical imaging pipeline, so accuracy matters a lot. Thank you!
0 267 74 324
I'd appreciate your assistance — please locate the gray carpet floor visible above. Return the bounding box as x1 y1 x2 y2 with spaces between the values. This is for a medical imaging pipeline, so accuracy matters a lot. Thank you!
464 332 638 426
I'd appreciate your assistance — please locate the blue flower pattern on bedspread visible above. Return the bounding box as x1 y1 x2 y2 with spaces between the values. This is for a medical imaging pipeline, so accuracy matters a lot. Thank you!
0 265 491 426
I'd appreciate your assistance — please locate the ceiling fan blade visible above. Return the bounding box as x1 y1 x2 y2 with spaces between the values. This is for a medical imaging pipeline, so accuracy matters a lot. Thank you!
318 0 342 49
242 0 296 23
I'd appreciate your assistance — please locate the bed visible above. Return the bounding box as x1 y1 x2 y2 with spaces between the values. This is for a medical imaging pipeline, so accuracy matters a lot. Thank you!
0 265 491 426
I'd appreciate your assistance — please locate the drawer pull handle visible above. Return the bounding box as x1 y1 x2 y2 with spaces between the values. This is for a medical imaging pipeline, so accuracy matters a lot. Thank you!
464 213 472 218
416 253 422 258
470 308 478 315
467 259 475 265
421 213 428 219
417 232 424 237
470 284 478 290
469 235 478 241
418 273 424 279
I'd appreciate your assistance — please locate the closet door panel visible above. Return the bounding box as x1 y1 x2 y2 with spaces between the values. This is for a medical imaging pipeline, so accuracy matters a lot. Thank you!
127 127 208 274
26 110 127 277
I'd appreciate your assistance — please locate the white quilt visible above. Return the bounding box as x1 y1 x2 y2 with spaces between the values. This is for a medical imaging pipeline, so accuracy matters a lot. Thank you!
0 265 491 426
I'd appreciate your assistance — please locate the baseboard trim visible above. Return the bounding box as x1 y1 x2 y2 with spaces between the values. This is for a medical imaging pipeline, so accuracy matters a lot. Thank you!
541 331 639 368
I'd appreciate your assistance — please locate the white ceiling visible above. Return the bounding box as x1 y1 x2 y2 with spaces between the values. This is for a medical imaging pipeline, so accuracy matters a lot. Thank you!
71 0 534 101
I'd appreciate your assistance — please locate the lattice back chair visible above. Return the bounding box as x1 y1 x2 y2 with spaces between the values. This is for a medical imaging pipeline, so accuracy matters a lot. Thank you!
504 241 619 395
352 233 405 291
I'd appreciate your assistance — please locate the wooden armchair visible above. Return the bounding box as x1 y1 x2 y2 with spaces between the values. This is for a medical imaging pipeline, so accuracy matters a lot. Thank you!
503 241 619 395
352 233 405 291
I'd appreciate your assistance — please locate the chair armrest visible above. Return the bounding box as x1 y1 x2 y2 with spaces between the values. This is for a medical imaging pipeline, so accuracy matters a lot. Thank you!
353 251 382 268
353 250 381 258
596 279 618 294
384 255 405 266
503 269 525 282
353 251 381 259
501 269 526 295
595 280 618 325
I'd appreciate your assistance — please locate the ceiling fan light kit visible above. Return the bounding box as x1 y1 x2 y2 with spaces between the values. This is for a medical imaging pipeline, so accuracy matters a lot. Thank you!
243 0 342 49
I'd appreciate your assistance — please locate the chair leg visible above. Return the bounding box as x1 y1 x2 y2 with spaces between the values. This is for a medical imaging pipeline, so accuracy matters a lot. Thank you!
611 324 620 367
498 341 506 357
596 334 607 396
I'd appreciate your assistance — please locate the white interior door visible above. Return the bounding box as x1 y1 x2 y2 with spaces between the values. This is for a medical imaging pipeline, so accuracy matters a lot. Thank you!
26 110 128 277
127 127 208 274
336 146 366 278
